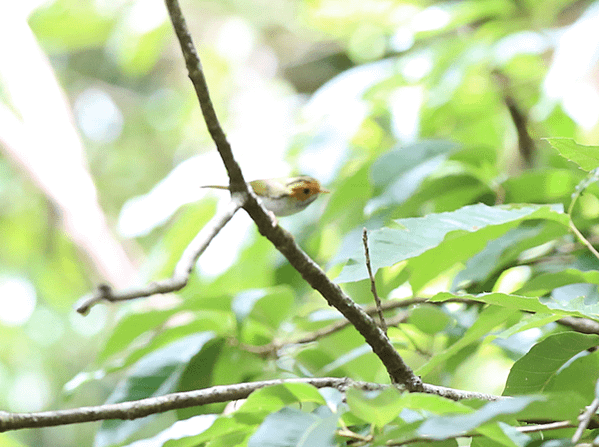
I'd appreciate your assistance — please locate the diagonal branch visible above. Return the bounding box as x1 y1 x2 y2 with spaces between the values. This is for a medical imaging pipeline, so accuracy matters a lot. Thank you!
164 0 422 390
164 0 246 192
75 195 244 314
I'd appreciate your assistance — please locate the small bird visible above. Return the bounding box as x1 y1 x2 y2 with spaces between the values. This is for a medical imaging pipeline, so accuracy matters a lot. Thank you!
201 176 329 216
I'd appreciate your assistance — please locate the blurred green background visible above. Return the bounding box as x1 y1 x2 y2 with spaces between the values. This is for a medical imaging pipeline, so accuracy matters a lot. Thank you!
2 0 599 445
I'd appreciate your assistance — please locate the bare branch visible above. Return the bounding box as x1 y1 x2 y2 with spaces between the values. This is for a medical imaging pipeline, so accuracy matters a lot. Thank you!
573 384 599 443
558 316 599 335
384 420 574 446
569 219 599 262
0 377 504 432
363 228 387 334
420 383 502 401
163 0 245 191
0 378 363 432
75 196 243 314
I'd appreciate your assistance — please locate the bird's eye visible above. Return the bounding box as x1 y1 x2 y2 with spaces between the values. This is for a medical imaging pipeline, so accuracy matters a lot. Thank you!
303 188 310 195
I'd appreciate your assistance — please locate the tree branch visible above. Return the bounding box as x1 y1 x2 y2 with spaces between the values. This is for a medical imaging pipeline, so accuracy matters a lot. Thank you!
0 377 503 432
75 196 243 314
0 378 363 432
164 0 422 390
363 228 388 334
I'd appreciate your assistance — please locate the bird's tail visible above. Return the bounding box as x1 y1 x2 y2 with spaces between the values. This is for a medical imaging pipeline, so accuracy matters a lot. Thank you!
200 185 229 190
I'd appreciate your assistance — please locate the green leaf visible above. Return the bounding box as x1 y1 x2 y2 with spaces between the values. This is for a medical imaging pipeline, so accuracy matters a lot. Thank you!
139 414 218 447
545 350 599 397
232 286 294 329
247 407 337 447
409 305 450 334
238 383 327 418
475 422 531 447
336 204 566 284
94 332 215 447
431 290 599 319
371 140 459 188
345 387 405 427
545 138 599 172
516 269 599 297
504 332 599 395
367 140 459 213
453 223 567 290
164 416 251 447
417 305 519 377
98 308 177 362
515 392 587 421
417 396 540 439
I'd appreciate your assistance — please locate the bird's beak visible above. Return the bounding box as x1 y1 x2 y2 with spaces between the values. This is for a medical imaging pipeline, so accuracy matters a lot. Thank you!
320 187 330 194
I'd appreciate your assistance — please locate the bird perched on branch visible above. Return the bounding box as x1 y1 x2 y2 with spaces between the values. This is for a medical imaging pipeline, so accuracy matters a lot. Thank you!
202 176 329 216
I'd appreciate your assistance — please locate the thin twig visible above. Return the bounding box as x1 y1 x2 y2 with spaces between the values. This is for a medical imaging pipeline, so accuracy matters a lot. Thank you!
569 219 599 262
385 420 574 446
519 420 574 433
75 196 243 314
573 386 599 443
362 228 387 335
239 311 409 356
238 296 477 356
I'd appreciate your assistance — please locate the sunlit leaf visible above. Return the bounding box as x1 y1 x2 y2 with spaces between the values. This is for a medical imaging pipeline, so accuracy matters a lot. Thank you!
336 204 566 284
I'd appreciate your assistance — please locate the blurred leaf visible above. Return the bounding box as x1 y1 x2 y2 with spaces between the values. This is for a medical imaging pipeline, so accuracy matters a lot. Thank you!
30 0 114 50
453 223 566 292
474 422 531 447
504 332 599 395
248 407 337 447
346 387 404 427
513 392 587 422
239 383 327 416
417 396 539 439
94 332 215 447
409 305 450 334
545 138 599 172
545 349 599 397
371 140 458 194
516 269 599 297
164 415 251 447
417 305 518 377
232 286 294 329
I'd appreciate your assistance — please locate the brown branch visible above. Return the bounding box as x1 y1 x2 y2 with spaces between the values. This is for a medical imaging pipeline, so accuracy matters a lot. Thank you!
0 377 504 432
163 0 245 192
492 69 535 166
0 378 364 432
164 0 422 390
363 228 387 334
573 387 599 443
558 316 599 335
75 196 244 314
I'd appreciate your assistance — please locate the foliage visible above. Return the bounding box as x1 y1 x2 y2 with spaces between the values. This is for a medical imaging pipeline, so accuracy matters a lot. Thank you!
3 0 599 446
